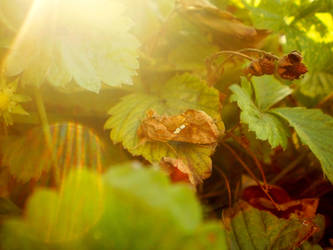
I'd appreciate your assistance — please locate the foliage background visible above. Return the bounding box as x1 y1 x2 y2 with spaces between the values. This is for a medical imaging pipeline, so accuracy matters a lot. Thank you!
0 0 332 249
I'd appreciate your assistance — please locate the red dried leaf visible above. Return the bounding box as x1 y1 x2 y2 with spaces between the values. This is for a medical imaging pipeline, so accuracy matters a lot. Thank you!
160 157 197 185
242 185 318 220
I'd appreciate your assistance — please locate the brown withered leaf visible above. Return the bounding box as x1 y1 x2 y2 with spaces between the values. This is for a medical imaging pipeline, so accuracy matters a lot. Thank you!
160 157 200 185
137 109 220 144
245 54 276 76
278 51 308 80
176 0 269 49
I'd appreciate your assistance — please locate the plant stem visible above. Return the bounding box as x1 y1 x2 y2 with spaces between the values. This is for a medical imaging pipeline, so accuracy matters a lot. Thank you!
239 48 280 60
228 132 268 189
222 142 280 210
34 88 51 143
34 87 59 185
214 166 232 208
211 50 255 61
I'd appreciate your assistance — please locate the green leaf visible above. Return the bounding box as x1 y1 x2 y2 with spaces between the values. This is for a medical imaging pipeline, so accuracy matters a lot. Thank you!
3 0 139 93
245 0 333 98
86 164 227 250
1 122 105 183
105 73 224 183
294 40 333 98
1 163 227 250
300 71 333 98
272 107 333 182
230 78 290 149
245 0 291 31
245 0 329 35
1 169 104 248
252 75 293 111
223 201 321 250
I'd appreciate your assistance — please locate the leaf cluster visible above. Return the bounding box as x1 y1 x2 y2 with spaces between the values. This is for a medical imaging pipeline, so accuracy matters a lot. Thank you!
0 0 332 249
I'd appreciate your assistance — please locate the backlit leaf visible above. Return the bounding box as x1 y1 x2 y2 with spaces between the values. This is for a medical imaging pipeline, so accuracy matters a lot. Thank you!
2 0 139 93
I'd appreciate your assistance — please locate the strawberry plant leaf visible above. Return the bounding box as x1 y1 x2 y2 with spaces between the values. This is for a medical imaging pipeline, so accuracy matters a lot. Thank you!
244 0 328 36
230 78 290 149
1 163 227 250
244 0 294 31
300 71 333 98
1 169 104 247
2 0 139 93
105 73 224 183
223 201 321 250
252 75 293 111
272 107 333 182
244 0 333 98
297 41 333 98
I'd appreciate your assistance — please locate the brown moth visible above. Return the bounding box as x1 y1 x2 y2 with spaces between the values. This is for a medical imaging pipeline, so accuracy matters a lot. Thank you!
137 109 220 144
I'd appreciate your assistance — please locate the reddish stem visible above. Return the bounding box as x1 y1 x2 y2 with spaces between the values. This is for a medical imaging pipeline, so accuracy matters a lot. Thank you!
222 142 280 210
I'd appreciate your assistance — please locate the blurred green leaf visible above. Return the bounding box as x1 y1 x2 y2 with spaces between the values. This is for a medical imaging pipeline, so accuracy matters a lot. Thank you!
153 16 219 72
245 0 293 31
1 164 227 250
295 41 333 98
1 169 104 248
272 107 333 182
